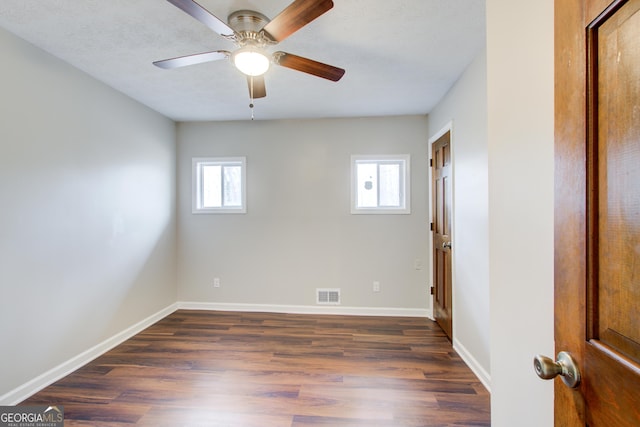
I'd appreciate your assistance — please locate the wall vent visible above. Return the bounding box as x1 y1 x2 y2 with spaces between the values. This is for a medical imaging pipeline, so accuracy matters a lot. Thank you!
316 288 341 305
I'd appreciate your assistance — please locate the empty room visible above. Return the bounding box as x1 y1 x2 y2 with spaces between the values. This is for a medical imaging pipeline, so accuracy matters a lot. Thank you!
0 0 586 426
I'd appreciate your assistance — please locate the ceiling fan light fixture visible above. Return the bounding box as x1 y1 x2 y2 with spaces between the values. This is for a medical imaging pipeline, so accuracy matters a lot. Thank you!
233 47 270 76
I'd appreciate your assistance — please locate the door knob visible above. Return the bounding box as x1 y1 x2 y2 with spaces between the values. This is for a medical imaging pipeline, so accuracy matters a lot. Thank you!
533 351 581 388
442 242 452 249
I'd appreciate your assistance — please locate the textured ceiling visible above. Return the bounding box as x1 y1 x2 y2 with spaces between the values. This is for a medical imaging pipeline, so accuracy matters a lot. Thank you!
0 0 486 121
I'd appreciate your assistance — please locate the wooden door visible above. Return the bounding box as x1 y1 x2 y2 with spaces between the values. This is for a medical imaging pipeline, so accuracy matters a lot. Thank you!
555 0 640 425
432 131 452 340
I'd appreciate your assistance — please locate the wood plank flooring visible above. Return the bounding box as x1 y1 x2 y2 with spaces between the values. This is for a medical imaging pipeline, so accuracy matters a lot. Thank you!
22 310 490 426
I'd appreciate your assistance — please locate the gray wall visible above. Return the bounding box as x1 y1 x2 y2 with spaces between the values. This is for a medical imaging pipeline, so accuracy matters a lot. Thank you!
0 28 177 399
177 117 430 312
428 49 490 386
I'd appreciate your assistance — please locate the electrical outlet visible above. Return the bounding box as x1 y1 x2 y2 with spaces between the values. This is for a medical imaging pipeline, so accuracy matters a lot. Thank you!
373 281 380 292
213 278 220 288
414 259 424 270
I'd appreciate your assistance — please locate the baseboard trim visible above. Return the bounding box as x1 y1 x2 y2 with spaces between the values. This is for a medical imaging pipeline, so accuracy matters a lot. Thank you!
453 337 491 392
178 301 430 318
0 303 179 405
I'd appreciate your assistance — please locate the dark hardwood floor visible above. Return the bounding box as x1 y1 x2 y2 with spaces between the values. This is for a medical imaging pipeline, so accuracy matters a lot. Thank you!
22 310 490 426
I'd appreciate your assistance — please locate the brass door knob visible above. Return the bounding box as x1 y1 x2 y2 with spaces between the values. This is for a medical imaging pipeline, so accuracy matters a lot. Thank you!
533 351 581 388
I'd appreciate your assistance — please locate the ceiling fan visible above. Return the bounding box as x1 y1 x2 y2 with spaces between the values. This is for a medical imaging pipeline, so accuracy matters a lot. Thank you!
153 0 346 105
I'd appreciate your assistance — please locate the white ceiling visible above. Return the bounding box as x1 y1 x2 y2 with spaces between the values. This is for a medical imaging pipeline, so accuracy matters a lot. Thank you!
0 0 486 122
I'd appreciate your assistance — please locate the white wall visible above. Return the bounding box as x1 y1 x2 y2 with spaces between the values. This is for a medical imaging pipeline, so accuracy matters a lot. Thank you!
0 28 177 401
177 116 430 313
486 0 555 425
428 49 490 387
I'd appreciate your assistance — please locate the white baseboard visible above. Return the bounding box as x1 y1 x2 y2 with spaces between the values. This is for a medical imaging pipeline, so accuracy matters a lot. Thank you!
0 303 179 406
178 301 430 318
453 337 491 392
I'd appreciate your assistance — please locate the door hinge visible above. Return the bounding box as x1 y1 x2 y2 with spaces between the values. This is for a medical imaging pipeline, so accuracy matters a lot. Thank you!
430 286 434 295
429 158 433 167
430 222 434 231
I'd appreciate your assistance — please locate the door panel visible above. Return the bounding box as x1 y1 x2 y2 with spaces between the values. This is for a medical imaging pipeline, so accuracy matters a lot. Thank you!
591 0 640 361
555 0 640 424
432 131 452 340
585 0 640 424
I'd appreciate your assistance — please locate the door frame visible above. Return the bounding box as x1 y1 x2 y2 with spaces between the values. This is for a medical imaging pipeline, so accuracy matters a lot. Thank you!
428 121 455 329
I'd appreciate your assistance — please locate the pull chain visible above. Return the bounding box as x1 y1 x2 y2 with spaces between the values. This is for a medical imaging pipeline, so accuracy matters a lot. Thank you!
249 77 255 120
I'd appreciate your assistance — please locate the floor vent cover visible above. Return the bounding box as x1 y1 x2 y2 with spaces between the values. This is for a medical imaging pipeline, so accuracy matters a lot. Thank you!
316 288 341 305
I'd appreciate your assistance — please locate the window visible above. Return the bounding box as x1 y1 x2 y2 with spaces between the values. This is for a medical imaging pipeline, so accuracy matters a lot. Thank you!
351 155 410 214
192 157 246 214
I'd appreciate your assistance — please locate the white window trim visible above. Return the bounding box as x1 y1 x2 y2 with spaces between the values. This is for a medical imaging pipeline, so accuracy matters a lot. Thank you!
192 157 247 214
350 154 411 214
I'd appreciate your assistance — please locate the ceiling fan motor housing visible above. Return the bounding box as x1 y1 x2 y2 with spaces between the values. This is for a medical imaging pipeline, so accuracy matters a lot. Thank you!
228 10 275 47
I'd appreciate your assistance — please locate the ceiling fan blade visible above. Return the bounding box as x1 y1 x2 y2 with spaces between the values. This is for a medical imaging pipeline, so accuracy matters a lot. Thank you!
273 52 345 82
153 50 230 69
247 76 267 99
167 0 236 38
263 0 334 42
